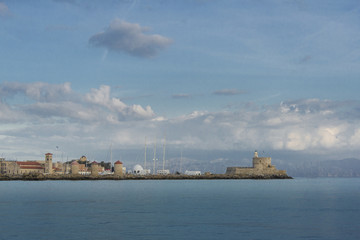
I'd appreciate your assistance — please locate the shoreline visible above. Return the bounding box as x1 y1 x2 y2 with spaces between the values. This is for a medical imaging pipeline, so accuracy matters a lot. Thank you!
0 174 293 181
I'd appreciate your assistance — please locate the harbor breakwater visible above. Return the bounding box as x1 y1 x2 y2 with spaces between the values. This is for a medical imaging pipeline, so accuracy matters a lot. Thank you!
0 173 292 181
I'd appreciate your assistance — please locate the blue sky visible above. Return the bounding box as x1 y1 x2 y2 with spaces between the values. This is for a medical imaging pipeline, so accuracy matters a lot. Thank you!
1 0 360 171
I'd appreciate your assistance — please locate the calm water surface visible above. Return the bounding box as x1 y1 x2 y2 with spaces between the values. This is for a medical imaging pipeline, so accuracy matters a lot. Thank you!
0 178 359 240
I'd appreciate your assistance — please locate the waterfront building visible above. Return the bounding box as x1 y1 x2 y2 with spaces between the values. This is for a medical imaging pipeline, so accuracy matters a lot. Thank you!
78 163 88 175
45 153 53 174
184 170 201 176
133 164 150 175
0 160 17 175
15 161 44 175
79 156 87 162
226 151 288 176
91 161 99 176
1 158 46 175
71 161 79 175
63 162 71 174
157 169 170 175
114 160 124 177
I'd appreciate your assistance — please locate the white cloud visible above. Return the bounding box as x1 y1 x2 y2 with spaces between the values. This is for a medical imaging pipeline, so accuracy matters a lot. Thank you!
89 19 172 58
350 129 360 147
84 85 154 120
0 82 154 124
162 99 360 154
1 84 360 161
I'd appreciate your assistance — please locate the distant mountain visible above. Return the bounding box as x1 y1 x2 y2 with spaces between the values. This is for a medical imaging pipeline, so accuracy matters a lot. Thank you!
276 158 360 177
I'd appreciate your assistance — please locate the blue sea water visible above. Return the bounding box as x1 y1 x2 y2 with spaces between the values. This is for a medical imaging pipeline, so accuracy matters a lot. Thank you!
0 178 359 240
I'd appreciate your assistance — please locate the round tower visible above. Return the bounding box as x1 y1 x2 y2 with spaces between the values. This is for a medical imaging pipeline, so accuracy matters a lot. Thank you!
71 161 79 175
253 151 272 170
91 161 98 176
114 160 124 177
45 153 53 174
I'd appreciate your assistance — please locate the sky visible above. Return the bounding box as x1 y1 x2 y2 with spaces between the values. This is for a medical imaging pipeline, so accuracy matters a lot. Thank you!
1 0 360 172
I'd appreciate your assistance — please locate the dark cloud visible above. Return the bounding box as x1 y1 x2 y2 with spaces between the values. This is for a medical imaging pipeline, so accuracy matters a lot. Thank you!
89 19 172 58
213 89 245 96
172 94 191 99
0 82 73 102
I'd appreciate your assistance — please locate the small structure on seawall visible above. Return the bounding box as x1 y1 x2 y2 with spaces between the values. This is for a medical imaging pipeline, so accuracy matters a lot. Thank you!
132 164 151 175
226 151 290 178
114 160 124 177
185 170 201 176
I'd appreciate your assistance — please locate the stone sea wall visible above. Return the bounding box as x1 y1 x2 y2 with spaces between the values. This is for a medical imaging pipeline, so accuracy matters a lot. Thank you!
226 167 288 177
0 173 292 181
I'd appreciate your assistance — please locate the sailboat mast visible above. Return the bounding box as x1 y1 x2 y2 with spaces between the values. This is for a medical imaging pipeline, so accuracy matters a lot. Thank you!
144 137 147 169
180 147 183 173
162 135 166 171
153 137 157 174
110 142 112 165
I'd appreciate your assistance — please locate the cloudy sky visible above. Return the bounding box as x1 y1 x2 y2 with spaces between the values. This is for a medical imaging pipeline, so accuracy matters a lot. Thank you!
1 0 360 171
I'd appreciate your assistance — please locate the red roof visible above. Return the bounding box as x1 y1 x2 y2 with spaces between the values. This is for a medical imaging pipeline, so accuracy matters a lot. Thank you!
71 161 79 165
17 161 41 166
19 166 44 170
91 161 98 165
114 160 123 165
45 153 53 156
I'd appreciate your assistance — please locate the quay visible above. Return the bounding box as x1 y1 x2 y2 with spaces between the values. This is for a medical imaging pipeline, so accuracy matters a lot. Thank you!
0 173 292 181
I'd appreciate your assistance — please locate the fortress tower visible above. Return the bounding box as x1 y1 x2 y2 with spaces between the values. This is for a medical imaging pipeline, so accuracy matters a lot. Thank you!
252 151 272 170
114 160 124 177
91 161 99 176
45 153 53 174
71 161 79 175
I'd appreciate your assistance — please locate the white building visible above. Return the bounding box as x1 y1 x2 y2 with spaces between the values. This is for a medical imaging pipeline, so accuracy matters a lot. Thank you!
157 169 170 175
133 164 151 175
185 170 201 176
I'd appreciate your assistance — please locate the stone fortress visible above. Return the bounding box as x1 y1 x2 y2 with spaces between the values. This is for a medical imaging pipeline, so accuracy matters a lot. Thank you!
226 151 288 177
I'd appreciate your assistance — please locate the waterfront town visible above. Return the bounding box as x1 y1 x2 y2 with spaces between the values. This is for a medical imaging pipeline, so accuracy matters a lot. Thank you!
1 153 127 177
0 152 203 178
0 151 291 180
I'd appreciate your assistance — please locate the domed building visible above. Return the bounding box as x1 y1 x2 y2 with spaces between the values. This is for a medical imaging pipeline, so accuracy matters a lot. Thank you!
133 164 144 174
133 164 150 175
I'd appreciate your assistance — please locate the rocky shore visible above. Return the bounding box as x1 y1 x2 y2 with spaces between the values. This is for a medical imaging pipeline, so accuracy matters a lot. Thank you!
0 173 292 181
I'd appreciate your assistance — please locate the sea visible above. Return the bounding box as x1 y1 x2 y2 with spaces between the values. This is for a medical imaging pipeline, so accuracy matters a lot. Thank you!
0 178 359 240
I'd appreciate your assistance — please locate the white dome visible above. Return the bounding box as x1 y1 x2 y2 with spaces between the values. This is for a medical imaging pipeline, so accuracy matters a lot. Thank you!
133 164 144 172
